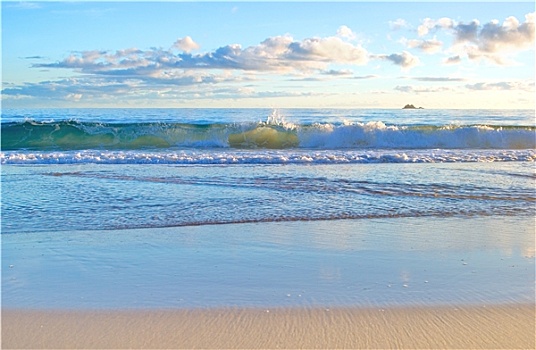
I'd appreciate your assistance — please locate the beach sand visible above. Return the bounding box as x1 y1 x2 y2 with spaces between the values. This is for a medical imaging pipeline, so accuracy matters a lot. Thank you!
3 304 534 349
3 217 534 349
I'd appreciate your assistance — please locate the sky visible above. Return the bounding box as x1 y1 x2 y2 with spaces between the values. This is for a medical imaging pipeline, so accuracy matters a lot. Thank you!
1 1 535 109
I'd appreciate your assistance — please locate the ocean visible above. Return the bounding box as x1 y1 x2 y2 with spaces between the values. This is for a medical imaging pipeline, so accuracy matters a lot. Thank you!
2 108 535 308
2 108 535 232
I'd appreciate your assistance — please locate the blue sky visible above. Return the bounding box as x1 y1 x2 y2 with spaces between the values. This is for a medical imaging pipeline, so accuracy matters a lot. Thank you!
2 1 534 108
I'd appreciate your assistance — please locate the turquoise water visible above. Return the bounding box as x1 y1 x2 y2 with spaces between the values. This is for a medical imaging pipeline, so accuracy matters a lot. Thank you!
2 108 535 233
1 108 535 308
2 108 535 156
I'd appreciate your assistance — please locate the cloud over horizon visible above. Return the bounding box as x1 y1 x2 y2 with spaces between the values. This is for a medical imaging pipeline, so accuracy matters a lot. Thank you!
373 51 421 70
174 36 200 53
404 38 443 54
35 31 371 76
7 29 393 102
2 10 534 107
418 12 535 65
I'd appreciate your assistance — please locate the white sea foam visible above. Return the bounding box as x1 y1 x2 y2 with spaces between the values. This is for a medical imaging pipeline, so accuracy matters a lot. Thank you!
297 123 535 149
1 149 534 165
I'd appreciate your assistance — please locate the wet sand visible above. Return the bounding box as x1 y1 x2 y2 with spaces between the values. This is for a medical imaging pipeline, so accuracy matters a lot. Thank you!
3 304 534 349
3 217 535 309
3 217 534 348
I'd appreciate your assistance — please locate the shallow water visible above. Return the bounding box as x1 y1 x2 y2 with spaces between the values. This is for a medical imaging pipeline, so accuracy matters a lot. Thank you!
2 162 534 233
2 216 534 308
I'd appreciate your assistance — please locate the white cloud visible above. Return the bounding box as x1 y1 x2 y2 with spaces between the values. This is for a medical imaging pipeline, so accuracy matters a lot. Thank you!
8 12 533 107
36 34 369 75
465 81 534 92
418 12 535 65
0 70 253 103
453 20 480 43
374 51 420 70
463 13 534 53
322 69 354 76
352 74 379 80
9 30 372 103
174 36 200 53
394 85 453 94
389 18 409 31
404 38 443 54
65 93 83 101
417 17 454 36
6 2 41 10
443 55 462 65
337 25 356 40
285 36 368 65
412 76 466 82
394 80 534 95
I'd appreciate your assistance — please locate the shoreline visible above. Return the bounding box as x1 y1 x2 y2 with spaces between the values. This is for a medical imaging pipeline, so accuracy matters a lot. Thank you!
4 216 534 310
3 214 534 348
3 303 534 349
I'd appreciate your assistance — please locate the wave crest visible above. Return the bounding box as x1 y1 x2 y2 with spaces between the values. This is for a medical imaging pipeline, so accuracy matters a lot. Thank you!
2 119 534 151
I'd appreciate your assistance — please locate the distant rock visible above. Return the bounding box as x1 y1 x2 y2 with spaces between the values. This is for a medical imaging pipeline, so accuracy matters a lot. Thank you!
403 104 424 109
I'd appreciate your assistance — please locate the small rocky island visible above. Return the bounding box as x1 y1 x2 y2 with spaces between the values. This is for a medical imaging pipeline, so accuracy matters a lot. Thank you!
403 104 424 109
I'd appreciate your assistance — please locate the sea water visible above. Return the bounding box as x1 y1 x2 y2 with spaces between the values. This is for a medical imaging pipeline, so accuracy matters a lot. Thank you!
2 108 535 232
1 108 535 308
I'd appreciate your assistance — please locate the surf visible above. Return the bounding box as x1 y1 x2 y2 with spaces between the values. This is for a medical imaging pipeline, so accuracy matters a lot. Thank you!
2 149 535 165
2 119 535 151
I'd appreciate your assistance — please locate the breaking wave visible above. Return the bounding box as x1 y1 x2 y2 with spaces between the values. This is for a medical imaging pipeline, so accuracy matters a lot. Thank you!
2 119 535 151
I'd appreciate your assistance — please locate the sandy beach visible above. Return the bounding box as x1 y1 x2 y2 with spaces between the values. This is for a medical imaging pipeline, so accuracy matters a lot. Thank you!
3 187 534 349
3 1 536 348
3 304 534 349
